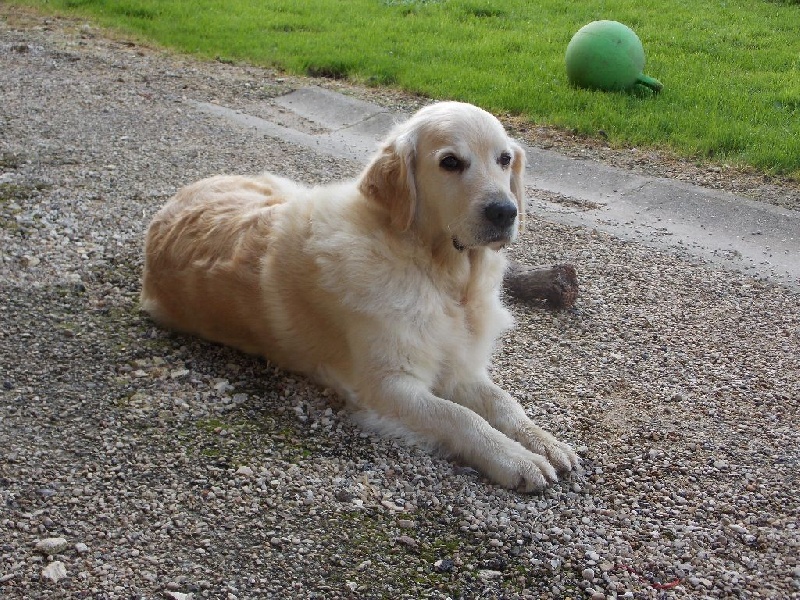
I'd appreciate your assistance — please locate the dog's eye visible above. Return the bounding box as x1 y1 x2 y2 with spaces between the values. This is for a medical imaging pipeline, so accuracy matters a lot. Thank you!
440 155 464 172
499 152 512 169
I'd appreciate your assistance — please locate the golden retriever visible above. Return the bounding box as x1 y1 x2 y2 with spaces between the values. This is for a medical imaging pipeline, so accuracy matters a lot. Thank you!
141 101 578 492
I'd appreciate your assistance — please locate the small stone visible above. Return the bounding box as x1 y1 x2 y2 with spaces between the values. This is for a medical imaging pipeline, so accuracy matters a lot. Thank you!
356 559 371 571
434 558 454 573
478 569 503 580
235 466 253 477
381 499 403 511
590 591 605 600
165 593 193 600
41 561 67 583
729 523 748 535
396 535 418 548
585 550 600 562
334 488 353 502
74 542 89 554
170 369 190 379
397 519 415 529
22 255 41 268
213 379 232 393
35 537 68 556
582 567 596 581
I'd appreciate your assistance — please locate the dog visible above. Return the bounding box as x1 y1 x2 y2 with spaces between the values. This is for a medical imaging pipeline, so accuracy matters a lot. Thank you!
141 101 579 492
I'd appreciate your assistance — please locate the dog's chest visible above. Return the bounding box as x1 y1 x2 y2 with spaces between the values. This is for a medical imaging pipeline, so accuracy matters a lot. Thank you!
430 267 511 373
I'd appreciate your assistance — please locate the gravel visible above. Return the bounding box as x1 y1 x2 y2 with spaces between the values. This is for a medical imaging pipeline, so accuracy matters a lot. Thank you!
1 6 799 599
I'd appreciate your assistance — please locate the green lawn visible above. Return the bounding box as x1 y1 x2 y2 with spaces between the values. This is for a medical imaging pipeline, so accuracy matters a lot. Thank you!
9 0 800 178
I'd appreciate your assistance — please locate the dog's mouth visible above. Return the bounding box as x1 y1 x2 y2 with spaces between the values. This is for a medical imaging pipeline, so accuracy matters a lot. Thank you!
452 235 509 252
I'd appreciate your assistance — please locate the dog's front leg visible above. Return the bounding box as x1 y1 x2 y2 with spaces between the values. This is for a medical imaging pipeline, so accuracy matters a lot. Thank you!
367 376 561 493
449 379 579 476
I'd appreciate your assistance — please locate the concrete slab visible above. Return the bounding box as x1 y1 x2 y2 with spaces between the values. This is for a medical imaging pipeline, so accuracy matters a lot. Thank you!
190 100 372 164
190 86 800 290
273 87 390 131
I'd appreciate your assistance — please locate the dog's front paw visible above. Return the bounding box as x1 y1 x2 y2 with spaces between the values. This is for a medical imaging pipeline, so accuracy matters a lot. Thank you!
514 424 580 476
482 443 560 494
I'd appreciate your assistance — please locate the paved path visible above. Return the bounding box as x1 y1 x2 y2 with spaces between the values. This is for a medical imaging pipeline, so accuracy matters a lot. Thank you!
193 86 799 290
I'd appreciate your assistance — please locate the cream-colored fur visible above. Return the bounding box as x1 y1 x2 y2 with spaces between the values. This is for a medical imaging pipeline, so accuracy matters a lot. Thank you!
141 101 578 492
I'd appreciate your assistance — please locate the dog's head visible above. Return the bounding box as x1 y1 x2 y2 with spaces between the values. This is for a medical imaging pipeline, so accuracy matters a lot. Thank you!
358 102 526 251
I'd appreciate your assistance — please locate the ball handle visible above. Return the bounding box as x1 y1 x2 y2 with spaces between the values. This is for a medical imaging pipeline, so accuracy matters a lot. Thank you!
636 74 663 93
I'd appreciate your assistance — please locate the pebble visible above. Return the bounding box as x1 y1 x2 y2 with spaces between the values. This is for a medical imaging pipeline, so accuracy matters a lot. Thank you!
380 499 404 511
74 542 89 554
40 561 67 583
397 519 415 529
598 561 614 573
478 569 503 580
396 535 418 548
34 537 68 556
356 560 371 571
434 558 454 573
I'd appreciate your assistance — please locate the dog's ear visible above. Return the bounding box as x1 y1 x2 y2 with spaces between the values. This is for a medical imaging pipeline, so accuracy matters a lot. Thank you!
510 141 527 232
358 137 417 232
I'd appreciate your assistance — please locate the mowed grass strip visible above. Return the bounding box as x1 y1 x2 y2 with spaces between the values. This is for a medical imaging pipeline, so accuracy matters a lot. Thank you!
9 0 800 177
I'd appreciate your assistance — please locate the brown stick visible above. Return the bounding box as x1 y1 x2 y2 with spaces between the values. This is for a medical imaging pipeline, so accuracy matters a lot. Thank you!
503 261 579 309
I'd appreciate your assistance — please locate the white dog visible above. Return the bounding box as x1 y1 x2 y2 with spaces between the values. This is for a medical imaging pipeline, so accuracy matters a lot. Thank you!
141 101 579 492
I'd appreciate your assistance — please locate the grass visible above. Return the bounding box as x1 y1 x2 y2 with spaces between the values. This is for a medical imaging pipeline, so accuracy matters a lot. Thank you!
8 0 800 178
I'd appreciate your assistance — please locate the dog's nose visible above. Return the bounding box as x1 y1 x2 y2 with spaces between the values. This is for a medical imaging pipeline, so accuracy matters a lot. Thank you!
483 201 517 229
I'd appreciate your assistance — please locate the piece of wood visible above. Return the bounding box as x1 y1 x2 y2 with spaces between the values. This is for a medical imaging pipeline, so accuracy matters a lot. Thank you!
503 261 578 308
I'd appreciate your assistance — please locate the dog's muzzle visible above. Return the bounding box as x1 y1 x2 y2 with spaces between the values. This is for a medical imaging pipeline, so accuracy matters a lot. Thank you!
453 198 518 252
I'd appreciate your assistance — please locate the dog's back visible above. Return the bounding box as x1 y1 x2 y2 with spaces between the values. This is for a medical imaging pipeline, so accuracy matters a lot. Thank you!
141 174 299 355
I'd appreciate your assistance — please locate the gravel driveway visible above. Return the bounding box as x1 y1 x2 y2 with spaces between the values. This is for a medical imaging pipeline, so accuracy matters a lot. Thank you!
1 8 798 599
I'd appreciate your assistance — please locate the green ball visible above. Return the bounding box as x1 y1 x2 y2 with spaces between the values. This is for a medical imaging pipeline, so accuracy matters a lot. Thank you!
565 20 663 93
